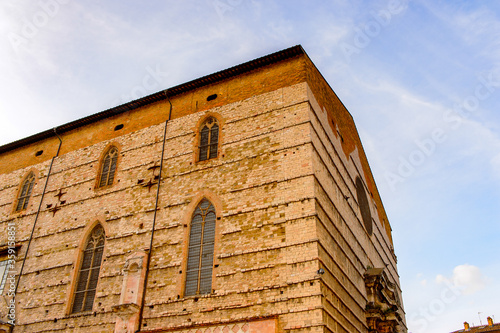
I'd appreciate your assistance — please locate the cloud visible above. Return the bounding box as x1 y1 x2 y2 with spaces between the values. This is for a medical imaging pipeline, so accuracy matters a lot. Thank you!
436 264 487 295
405 264 495 333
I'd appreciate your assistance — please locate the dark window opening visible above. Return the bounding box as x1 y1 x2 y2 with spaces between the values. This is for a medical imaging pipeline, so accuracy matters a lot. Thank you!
356 177 373 235
114 124 124 131
206 94 217 101
35 150 43 156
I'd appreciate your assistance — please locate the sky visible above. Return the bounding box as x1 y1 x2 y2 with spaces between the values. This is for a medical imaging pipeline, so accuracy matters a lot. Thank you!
1 1 499 332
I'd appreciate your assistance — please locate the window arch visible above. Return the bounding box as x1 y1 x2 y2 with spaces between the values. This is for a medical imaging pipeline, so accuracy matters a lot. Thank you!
16 172 35 211
72 225 105 313
98 146 118 187
198 117 219 161
185 199 216 296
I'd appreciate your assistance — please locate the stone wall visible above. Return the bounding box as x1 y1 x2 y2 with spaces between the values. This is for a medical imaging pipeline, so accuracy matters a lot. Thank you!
0 51 406 333
306 85 405 332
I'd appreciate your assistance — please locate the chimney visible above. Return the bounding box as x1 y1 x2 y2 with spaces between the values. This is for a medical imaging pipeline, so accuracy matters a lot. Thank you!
487 317 494 327
464 322 470 330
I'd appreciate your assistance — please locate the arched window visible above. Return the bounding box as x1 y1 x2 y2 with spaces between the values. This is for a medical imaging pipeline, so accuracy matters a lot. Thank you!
185 199 216 296
98 147 118 187
355 177 373 236
16 172 35 211
198 117 219 161
72 225 105 313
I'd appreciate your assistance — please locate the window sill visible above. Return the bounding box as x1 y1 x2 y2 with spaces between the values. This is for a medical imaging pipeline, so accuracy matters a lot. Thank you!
65 311 95 318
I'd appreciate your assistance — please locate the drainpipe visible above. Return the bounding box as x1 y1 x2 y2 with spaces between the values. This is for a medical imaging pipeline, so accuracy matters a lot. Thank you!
12 128 62 332
137 92 172 332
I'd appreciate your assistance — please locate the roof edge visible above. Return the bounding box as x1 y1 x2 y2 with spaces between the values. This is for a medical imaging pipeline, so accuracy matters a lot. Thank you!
0 45 305 155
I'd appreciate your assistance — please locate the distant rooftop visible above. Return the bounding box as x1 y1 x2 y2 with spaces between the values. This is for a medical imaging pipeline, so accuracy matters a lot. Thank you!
451 317 500 333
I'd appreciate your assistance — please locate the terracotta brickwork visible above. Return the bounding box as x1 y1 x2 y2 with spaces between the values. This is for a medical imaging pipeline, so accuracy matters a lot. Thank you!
0 47 406 332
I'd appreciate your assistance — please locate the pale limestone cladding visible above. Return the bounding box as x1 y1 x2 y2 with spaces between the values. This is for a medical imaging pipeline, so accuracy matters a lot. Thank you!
0 58 405 332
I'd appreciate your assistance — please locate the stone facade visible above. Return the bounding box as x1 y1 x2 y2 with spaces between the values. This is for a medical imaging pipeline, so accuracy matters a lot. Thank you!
0 46 406 332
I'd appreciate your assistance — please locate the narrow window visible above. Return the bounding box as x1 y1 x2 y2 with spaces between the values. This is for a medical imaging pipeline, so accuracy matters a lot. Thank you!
72 225 105 313
185 199 216 296
198 117 219 161
0 260 10 294
16 172 35 211
98 147 118 187
356 177 373 235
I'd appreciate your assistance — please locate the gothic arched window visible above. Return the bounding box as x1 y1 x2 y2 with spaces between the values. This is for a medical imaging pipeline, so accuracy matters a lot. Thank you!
72 225 105 313
185 199 216 296
16 172 35 211
198 117 219 161
98 147 118 187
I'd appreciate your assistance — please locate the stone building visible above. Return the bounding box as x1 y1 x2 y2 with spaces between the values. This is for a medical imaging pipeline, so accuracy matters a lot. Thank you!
0 45 407 332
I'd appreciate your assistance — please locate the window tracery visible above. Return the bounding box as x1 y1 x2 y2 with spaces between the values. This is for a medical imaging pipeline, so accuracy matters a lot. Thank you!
16 172 35 211
98 147 118 187
72 225 105 313
185 199 216 296
198 117 219 161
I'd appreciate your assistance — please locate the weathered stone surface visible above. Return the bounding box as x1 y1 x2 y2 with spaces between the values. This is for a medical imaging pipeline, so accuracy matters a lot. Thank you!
0 48 406 332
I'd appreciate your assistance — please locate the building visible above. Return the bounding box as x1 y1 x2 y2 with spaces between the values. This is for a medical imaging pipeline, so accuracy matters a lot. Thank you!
452 317 500 333
0 46 407 332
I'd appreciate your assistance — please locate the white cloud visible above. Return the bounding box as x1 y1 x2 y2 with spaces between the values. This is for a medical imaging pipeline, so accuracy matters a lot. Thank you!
437 264 487 295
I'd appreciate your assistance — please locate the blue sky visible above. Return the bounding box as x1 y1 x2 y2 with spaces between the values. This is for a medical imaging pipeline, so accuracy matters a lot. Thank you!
1 1 499 332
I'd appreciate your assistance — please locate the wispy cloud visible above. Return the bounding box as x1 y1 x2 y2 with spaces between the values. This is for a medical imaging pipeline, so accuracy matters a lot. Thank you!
1 3 500 332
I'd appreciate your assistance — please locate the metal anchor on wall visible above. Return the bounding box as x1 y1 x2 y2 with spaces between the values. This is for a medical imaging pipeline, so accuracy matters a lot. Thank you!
47 188 67 216
139 161 161 192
